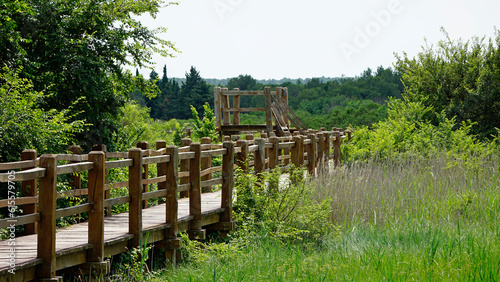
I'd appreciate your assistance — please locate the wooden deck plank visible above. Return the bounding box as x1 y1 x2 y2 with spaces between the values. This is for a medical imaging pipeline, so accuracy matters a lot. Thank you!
0 191 223 273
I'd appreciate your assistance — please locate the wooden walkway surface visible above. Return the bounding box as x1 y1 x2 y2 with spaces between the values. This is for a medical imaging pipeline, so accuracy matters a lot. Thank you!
0 191 223 276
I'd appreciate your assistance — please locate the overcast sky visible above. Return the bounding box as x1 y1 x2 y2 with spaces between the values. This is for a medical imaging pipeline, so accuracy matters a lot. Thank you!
135 0 499 79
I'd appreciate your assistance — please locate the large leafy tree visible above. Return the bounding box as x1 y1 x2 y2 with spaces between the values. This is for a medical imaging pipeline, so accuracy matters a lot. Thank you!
1 0 178 150
395 29 500 138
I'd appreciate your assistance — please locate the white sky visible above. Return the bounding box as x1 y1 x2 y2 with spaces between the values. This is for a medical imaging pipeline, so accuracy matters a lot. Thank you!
135 0 500 79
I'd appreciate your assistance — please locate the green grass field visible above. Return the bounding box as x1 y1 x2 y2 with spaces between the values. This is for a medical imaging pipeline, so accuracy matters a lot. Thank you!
138 155 500 281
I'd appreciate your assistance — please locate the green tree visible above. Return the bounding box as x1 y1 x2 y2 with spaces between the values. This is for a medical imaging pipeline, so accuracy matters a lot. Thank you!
1 0 178 150
176 66 212 119
227 74 258 90
395 29 500 138
0 67 84 161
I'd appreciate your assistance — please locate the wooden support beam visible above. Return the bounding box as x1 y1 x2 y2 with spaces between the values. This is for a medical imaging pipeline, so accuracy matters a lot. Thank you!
307 133 317 176
316 133 324 174
268 136 279 170
323 132 330 173
236 140 249 174
68 146 82 223
188 143 205 240
128 148 143 249
201 137 212 193
264 87 273 134
214 87 222 131
333 130 341 168
179 138 192 199
232 88 240 125
221 141 234 223
21 149 38 235
92 144 110 216
137 141 150 209
37 154 58 279
254 138 265 183
88 151 106 263
222 88 230 126
164 145 181 265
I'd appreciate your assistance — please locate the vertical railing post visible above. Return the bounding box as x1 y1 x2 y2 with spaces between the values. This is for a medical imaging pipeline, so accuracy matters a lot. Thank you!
137 141 150 209
68 145 82 223
201 137 212 193
283 132 291 166
323 132 330 173
222 88 230 126
179 138 192 199
264 87 273 133
21 149 37 235
188 143 205 240
236 140 249 174
317 132 324 174
128 148 143 249
254 138 266 184
291 132 304 168
37 154 58 279
87 151 106 263
214 87 222 131
268 136 279 170
92 144 110 216
307 133 317 176
333 130 342 168
219 141 235 235
261 133 269 170
233 88 240 125
163 144 182 265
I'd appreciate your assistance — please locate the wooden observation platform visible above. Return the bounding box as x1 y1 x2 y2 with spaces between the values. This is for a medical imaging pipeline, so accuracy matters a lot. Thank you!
214 86 308 137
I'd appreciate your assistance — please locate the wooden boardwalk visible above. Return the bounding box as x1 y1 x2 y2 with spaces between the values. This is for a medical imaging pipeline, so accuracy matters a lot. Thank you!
0 191 223 280
0 129 346 281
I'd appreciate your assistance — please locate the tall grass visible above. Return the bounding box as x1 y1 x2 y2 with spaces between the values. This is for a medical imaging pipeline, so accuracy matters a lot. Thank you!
152 155 500 281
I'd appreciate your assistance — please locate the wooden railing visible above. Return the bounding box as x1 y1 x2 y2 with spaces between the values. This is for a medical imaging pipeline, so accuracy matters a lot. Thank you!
0 129 350 280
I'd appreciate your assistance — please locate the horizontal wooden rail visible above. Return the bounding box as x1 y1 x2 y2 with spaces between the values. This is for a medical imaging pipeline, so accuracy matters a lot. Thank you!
57 162 94 175
106 159 133 169
0 167 46 182
0 213 40 228
0 159 40 170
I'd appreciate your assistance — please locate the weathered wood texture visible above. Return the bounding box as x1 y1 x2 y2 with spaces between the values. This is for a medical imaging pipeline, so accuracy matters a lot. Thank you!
0 130 347 279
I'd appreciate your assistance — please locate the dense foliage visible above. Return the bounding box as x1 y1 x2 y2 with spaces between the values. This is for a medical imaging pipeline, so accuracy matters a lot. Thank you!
0 0 177 153
395 28 500 139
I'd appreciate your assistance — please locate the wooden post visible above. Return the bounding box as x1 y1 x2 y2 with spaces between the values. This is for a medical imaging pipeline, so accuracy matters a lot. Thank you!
21 149 37 235
236 140 249 174
291 135 300 168
214 87 222 131
268 136 279 170
87 151 106 263
37 154 58 279
345 130 352 142
188 143 205 240
333 130 341 168
179 138 192 199
283 131 291 166
137 141 150 209
261 133 269 169
164 145 181 265
221 141 234 223
245 134 254 141
68 146 82 223
92 144 110 216
264 87 273 133
254 138 266 184
323 132 330 173
317 133 324 174
201 137 212 193
233 88 240 125
222 88 230 126
307 133 317 176
128 148 143 249
283 88 290 127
